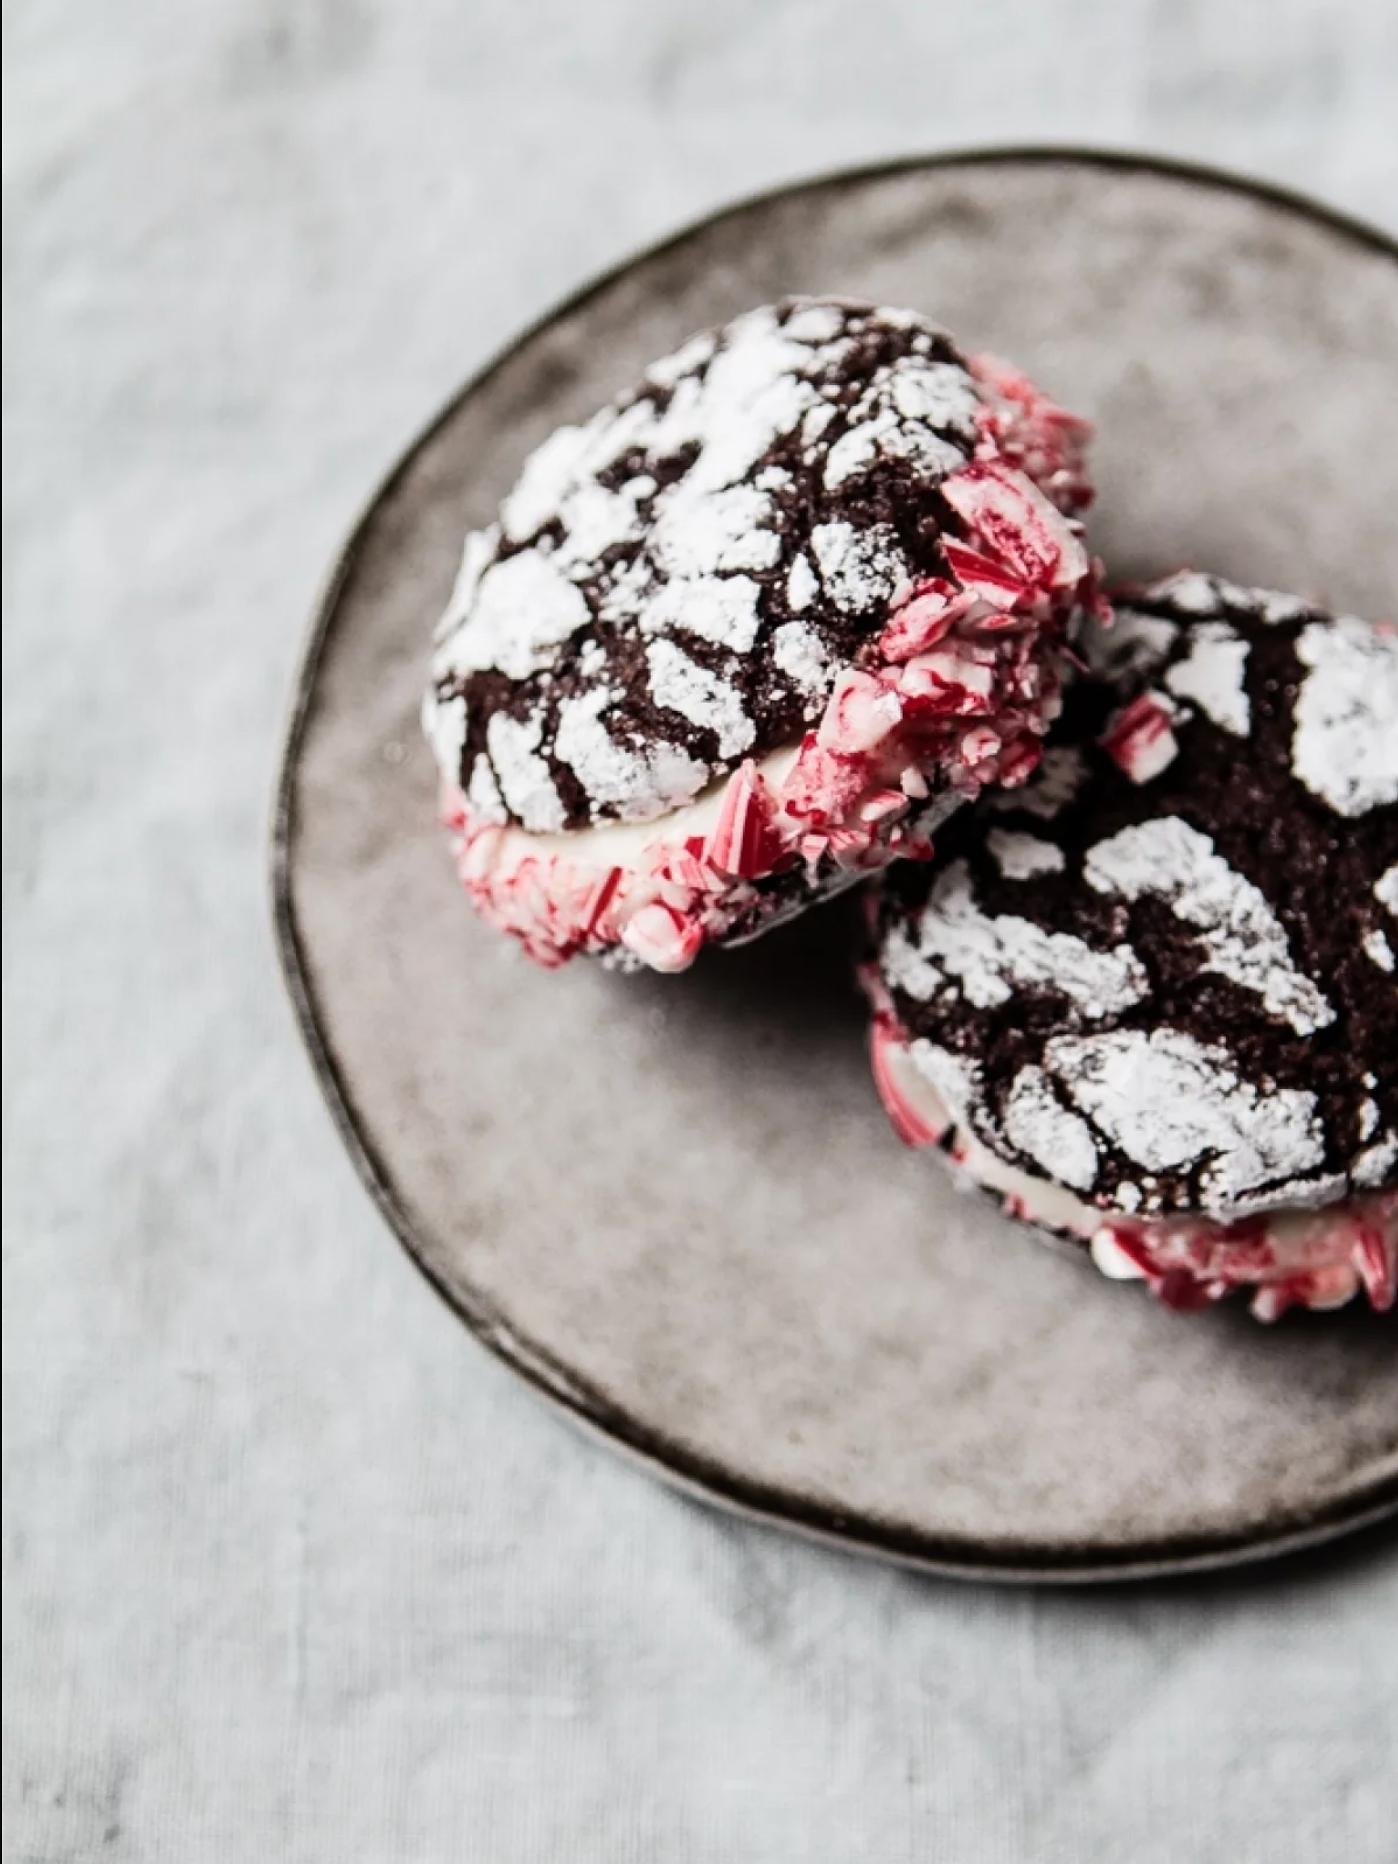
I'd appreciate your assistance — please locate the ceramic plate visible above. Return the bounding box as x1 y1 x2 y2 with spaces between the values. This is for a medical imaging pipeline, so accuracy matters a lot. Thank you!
274 151 1398 1582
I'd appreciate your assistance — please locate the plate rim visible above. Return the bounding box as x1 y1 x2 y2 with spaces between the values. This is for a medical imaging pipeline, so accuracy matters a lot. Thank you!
271 145 1398 1585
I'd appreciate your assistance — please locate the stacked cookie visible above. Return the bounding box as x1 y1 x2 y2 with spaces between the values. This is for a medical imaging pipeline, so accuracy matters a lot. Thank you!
424 299 1397 1321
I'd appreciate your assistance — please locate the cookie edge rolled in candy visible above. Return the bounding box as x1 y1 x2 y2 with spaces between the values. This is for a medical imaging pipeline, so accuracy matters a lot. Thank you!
863 572 1398 1318
424 299 1098 970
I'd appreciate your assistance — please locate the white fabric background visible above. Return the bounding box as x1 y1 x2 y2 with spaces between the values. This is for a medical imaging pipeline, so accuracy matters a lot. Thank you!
5 3 1397 1858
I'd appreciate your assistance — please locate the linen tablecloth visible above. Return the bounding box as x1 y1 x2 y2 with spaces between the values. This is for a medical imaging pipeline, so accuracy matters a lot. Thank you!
6 3 1396 1857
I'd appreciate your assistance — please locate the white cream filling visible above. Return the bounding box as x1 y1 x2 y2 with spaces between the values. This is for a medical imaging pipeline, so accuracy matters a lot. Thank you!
467 742 805 873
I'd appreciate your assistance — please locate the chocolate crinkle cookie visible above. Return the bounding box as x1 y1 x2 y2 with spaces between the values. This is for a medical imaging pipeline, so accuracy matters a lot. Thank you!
423 297 1097 971
864 571 1398 1320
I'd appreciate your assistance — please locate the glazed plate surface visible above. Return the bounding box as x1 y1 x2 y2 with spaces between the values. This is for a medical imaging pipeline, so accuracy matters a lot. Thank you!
275 151 1398 1581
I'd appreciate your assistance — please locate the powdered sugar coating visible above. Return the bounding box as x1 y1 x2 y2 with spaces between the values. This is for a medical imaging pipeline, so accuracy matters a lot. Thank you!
770 621 830 695
553 688 708 817
638 575 764 652
464 749 507 825
485 711 566 833
439 548 590 681
785 554 818 612
422 688 466 778
1043 1028 1325 1214
1292 616 1398 816
1002 1065 1099 1190
644 639 755 758
1082 816 1333 1036
808 521 910 614
871 574 1398 1221
427 298 1093 836
1162 620 1251 734
884 859 1147 1018
1357 1137 1398 1187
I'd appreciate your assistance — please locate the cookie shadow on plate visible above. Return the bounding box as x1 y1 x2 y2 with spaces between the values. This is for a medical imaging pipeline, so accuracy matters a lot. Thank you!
610 884 874 1052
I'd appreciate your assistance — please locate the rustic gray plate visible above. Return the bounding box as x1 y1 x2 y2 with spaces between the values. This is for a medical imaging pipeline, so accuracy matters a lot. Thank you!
275 151 1398 1582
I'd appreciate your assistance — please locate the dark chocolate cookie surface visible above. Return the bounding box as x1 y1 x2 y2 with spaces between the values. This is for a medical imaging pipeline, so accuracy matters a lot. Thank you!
425 298 1012 831
875 573 1398 1222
